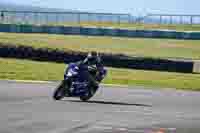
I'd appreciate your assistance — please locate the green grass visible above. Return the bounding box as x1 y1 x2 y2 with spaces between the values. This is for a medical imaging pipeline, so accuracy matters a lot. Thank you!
1 32 200 59
40 22 200 31
1 58 200 90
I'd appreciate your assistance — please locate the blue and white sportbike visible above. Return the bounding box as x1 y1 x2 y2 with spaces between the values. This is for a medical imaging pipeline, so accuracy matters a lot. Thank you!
53 63 107 101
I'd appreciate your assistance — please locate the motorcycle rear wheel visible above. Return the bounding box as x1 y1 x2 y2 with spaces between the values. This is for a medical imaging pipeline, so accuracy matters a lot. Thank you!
80 86 98 101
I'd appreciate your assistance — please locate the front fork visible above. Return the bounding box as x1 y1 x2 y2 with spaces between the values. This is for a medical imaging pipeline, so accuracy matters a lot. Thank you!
62 79 72 97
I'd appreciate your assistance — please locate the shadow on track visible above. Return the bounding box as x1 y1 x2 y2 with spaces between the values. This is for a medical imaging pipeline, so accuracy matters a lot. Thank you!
65 100 152 107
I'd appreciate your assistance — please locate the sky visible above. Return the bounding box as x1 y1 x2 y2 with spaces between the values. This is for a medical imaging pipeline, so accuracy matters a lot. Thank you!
1 0 200 15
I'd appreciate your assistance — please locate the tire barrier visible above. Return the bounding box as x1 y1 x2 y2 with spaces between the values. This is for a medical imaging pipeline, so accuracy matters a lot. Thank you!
0 44 197 73
1 24 200 40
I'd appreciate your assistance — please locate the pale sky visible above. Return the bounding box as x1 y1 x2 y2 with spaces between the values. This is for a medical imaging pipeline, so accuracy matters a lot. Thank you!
2 0 200 15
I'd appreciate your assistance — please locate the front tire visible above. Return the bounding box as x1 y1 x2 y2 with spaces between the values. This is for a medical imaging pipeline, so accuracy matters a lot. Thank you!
53 81 66 100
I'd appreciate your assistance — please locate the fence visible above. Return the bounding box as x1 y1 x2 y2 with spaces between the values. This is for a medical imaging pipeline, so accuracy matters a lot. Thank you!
1 11 200 25
142 14 200 25
0 10 131 25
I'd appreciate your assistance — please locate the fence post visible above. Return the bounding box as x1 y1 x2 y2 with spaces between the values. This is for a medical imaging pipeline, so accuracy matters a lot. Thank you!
88 13 91 23
11 12 14 24
170 16 173 24
128 14 131 23
180 16 183 24
34 12 37 25
23 12 26 24
1 11 4 23
118 15 121 25
77 13 81 25
55 13 58 25
46 13 49 25
159 15 162 24
98 15 102 25
190 16 193 25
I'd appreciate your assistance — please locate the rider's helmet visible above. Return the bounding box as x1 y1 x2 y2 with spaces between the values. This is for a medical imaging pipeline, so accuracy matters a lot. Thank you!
84 51 100 65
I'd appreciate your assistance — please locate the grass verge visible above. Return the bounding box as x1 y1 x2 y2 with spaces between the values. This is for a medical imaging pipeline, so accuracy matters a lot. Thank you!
0 32 200 59
1 58 200 90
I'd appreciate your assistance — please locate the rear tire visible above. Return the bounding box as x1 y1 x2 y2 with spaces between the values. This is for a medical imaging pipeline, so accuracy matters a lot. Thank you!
53 81 66 100
80 87 98 101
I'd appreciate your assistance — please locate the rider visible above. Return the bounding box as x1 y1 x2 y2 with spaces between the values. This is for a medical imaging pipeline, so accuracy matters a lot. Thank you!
64 51 105 90
78 51 104 88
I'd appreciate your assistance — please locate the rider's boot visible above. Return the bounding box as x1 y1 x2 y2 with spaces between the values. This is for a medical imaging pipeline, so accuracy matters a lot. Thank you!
89 77 99 89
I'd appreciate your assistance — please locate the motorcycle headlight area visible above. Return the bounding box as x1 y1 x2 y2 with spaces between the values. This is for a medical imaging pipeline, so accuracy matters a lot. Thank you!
67 68 78 77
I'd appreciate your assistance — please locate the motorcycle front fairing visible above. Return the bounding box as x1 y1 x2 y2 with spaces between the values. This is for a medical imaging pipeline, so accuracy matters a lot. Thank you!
70 81 89 96
64 63 91 97
64 63 79 80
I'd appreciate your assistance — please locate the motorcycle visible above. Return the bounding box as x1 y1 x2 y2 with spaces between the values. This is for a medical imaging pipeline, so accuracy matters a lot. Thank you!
53 63 107 101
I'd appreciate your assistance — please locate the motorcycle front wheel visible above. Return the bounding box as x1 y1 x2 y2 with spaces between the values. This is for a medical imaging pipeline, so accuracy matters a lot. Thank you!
53 80 66 100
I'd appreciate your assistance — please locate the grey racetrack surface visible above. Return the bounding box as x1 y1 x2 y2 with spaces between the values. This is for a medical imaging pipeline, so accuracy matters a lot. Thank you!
1 80 200 133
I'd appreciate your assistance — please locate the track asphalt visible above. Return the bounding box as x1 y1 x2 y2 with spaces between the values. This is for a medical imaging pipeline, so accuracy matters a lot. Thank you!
1 80 200 133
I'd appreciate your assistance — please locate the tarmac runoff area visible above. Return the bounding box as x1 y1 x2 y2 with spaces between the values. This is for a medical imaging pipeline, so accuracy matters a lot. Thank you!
0 80 200 133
